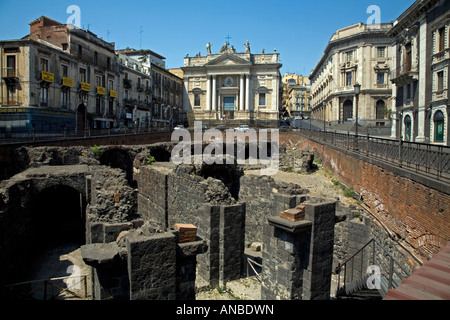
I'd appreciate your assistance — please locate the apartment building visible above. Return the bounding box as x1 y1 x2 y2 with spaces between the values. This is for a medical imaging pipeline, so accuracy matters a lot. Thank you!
1 16 121 133
388 0 450 145
310 23 393 129
118 48 183 130
281 73 311 118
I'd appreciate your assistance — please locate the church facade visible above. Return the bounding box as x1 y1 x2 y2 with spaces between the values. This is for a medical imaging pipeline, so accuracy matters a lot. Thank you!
181 42 282 128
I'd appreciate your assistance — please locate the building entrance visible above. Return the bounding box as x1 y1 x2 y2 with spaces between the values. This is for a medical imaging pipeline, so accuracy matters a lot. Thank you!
223 96 235 120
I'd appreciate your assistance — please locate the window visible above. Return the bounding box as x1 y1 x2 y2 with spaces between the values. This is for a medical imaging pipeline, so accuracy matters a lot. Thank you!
259 93 266 106
61 90 69 109
40 86 48 106
78 45 82 59
377 47 386 58
406 84 411 100
107 57 111 70
405 43 412 72
346 72 353 87
40 58 48 72
434 110 445 142
108 79 114 90
61 64 68 78
79 68 86 82
194 93 201 106
6 85 17 105
94 52 98 65
96 96 102 114
124 90 129 100
6 55 16 76
109 99 114 115
345 50 354 62
438 27 445 52
377 72 385 85
96 75 102 87
437 71 444 91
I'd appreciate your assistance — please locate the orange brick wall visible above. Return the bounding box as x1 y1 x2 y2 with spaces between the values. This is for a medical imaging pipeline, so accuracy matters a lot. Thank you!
280 133 450 257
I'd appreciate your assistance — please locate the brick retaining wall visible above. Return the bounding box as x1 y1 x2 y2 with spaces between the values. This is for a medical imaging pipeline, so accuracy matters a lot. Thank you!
279 132 450 259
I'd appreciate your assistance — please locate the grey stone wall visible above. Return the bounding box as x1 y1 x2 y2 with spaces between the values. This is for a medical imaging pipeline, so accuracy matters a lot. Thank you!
238 174 306 245
196 203 245 289
126 231 177 300
333 209 421 281
261 199 336 300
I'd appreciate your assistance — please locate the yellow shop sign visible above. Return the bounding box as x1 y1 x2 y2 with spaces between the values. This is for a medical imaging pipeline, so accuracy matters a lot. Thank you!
97 86 106 95
62 77 73 87
80 82 90 91
109 90 118 98
41 71 54 83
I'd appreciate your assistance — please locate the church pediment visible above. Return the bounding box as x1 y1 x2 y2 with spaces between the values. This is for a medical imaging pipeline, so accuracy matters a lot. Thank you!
205 53 251 67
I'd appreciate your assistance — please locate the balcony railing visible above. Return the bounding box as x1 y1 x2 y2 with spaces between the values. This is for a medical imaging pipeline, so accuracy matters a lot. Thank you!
432 89 448 102
391 64 419 84
1 67 20 79
432 48 450 65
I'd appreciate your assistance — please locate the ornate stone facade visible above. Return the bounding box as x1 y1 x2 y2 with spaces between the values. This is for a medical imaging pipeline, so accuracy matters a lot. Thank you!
310 23 393 129
388 0 450 145
181 42 282 128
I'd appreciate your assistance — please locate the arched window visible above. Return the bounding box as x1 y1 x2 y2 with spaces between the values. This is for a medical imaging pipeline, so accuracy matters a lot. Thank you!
343 100 353 121
404 115 412 141
376 100 385 119
434 110 445 142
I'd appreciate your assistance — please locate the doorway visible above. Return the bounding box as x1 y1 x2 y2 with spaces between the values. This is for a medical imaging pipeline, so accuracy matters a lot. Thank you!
223 96 235 120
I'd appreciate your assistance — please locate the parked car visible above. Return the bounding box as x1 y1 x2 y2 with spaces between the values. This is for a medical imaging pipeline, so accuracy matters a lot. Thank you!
235 125 250 132
279 121 291 128
216 125 228 131
174 125 185 130
111 125 128 133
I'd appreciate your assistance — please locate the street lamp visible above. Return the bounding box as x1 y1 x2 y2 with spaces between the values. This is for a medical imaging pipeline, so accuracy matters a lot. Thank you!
353 83 361 150
323 101 326 141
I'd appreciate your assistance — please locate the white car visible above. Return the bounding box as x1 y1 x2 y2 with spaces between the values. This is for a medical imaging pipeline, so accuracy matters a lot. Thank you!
174 125 185 130
234 125 250 132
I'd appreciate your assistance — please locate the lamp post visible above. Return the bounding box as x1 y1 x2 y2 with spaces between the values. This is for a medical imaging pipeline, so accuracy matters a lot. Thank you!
353 83 361 150
323 101 326 141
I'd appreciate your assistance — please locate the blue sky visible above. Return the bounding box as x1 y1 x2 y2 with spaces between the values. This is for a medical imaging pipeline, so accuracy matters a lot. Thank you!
0 0 413 76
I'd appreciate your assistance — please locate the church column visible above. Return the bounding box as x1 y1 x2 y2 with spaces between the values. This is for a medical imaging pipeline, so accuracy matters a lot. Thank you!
212 75 217 111
239 74 244 111
245 74 250 111
206 75 211 111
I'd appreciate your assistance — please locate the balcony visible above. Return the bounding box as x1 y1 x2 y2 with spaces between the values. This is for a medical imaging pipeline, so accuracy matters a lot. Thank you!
2 67 20 83
432 89 448 102
432 48 450 65
391 64 418 86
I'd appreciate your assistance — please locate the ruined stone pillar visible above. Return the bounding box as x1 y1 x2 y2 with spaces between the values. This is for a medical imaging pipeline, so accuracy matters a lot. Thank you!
197 203 245 288
261 200 336 300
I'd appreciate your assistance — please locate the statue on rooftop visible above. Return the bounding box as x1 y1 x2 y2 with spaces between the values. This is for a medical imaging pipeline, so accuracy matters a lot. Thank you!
244 40 250 53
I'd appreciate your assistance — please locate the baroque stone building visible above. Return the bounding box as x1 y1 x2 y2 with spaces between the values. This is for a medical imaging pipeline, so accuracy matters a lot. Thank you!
309 23 393 129
388 0 450 145
181 41 282 128
281 73 311 118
